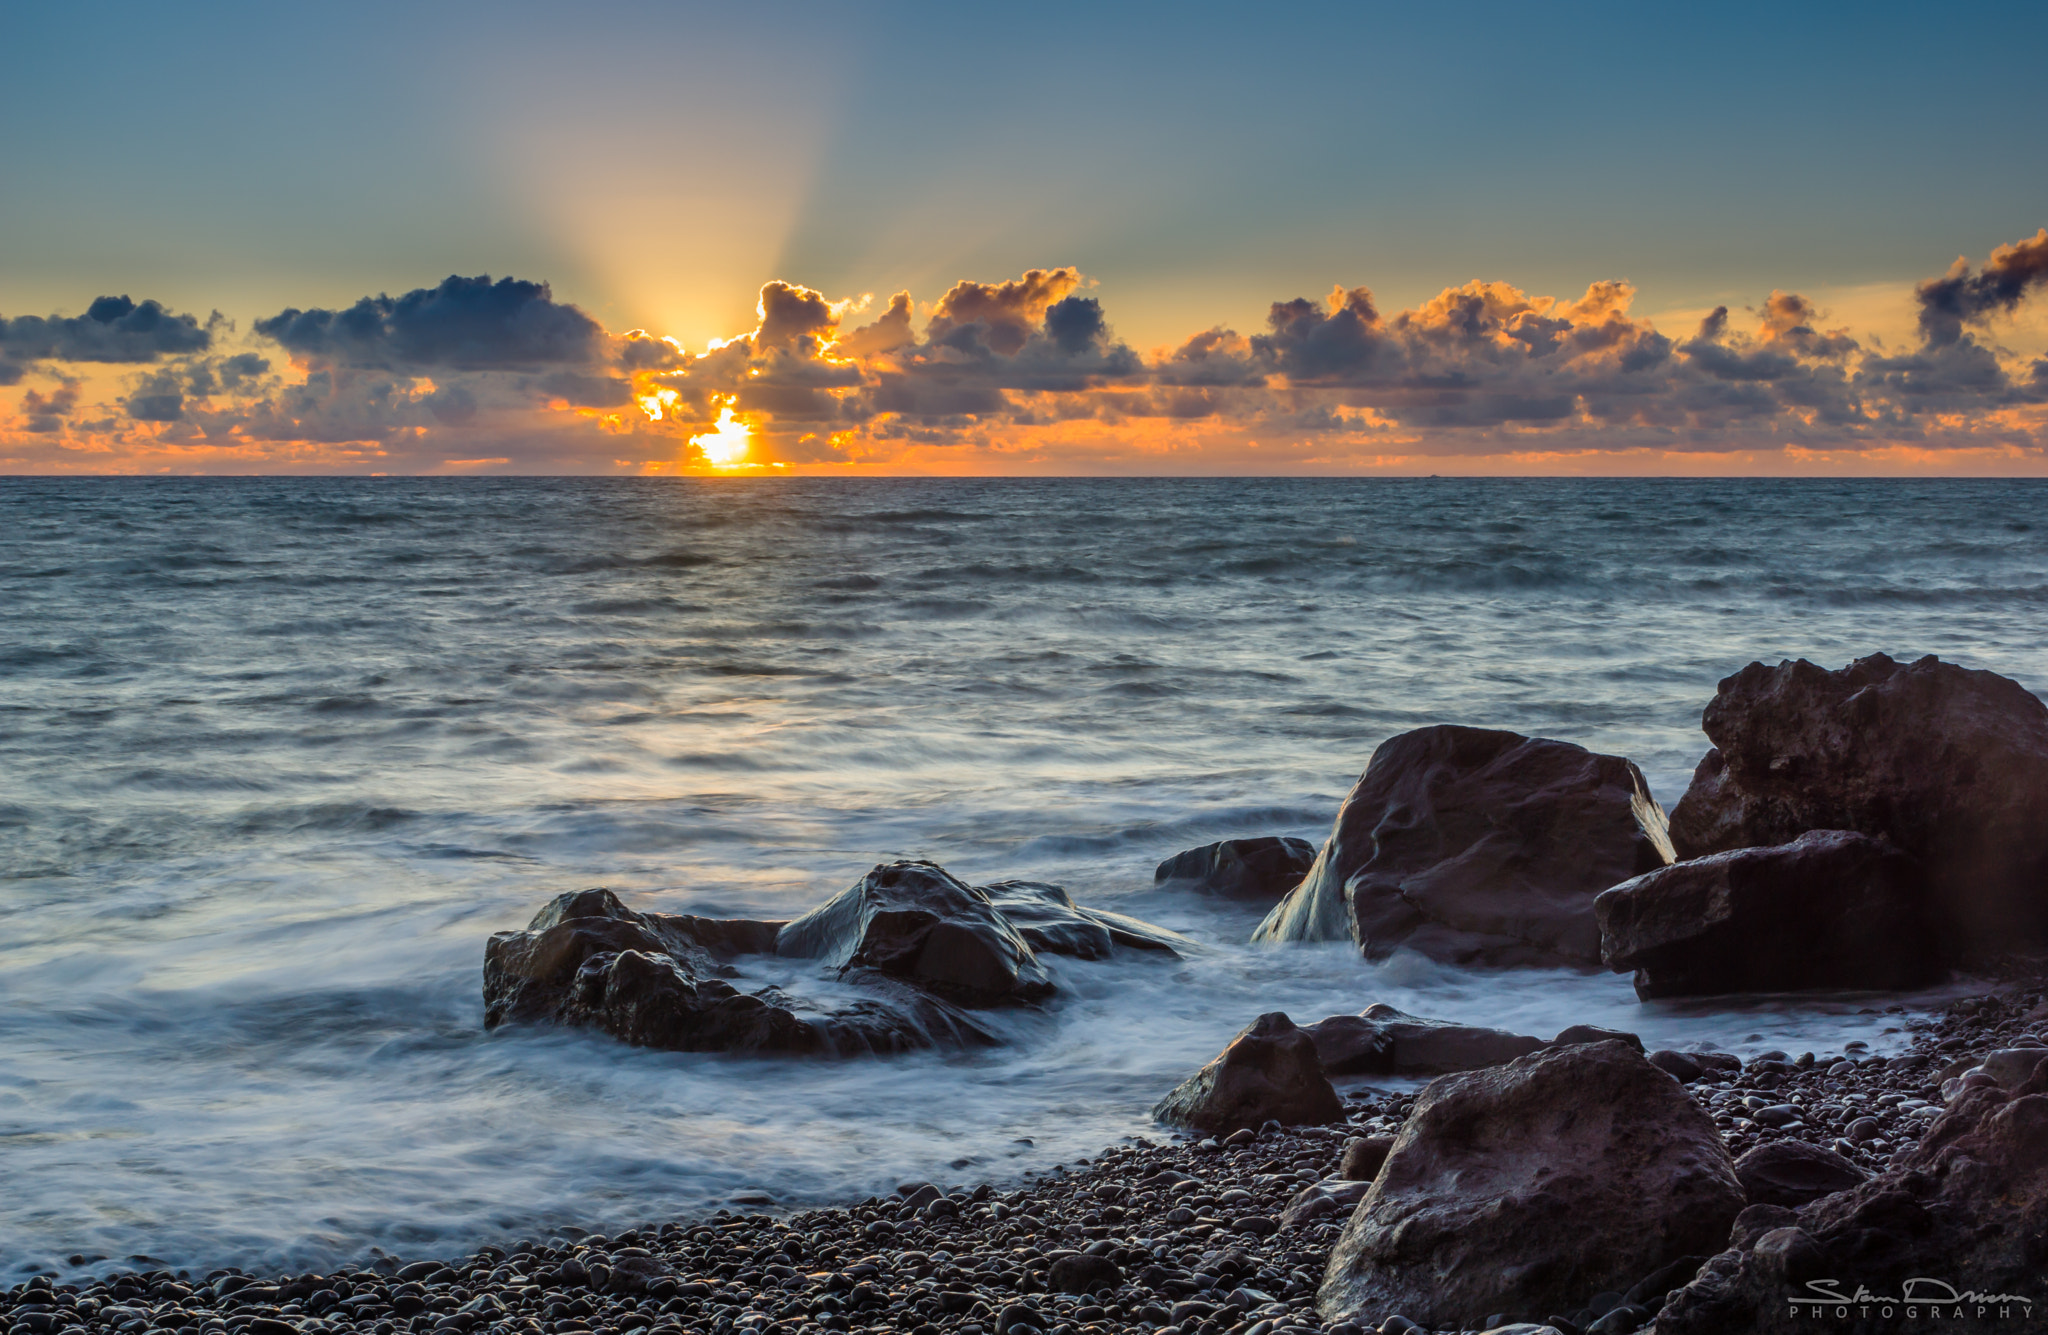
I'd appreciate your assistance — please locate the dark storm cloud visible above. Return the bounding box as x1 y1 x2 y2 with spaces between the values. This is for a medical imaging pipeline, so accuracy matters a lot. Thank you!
1916 229 2048 347
255 275 603 369
534 370 633 408
0 296 213 374
124 368 186 422
835 292 916 358
923 269 1083 356
753 281 838 353
1043 296 1107 355
19 381 80 433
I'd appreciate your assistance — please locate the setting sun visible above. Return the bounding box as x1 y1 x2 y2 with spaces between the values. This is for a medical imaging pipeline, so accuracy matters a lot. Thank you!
691 401 750 467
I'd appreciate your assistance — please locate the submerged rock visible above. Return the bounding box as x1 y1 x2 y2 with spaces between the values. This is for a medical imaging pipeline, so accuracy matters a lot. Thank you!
1656 1063 2048 1333
1152 1011 1345 1134
1253 725 1672 967
981 879 1191 959
1595 829 1936 998
487 860 1187 1056
775 860 1055 1005
482 888 994 1055
1317 1041 1744 1330
1155 836 1317 901
1667 652 2048 961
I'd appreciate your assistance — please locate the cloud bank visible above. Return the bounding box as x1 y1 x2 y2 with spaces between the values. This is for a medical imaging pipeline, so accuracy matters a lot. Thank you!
5 229 2046 473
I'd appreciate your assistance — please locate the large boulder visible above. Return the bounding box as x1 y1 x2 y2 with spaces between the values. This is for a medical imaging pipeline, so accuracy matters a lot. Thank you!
1594 829 1937 998
775 860 1056 1005
1155 837 1318 901
1302 1004 1546 1076
1654 1065 2048 1333
1667 653 2048 961
1152 1012 1345 1134
483 888 995 1054
1253 726 1674 967
1317 1041 1744 1331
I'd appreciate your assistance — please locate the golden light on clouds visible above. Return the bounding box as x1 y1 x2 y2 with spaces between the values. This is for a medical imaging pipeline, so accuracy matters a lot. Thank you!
691 401 751 467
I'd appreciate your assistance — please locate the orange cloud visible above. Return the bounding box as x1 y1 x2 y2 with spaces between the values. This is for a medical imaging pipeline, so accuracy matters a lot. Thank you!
7 230 2048 475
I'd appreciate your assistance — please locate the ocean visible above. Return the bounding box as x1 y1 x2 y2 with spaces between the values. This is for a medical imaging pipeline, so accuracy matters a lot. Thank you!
3 476 2043 1279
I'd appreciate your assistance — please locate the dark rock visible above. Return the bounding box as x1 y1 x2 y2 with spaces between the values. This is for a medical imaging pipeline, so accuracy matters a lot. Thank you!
775 861 1055 1004
1281 1177 1373 1228
1316 1041 1744 1330
1667 653 2048 961
1340 1135 1396 1181
1552 1024 1644 1052
1657 1061 2048 1334
1047 1254 1122 1295
1966 1047 2048 1092
1253 725 1673 967
1303 1004 1545 1076
1731 1140 1870 1208
1646 1050 1703 1083
484 887 996 1055
1622 1254 1707 1309
1155 837 1318 901
602 1252 671 1294
1594 829 1935 998
1153 1012 1345 1134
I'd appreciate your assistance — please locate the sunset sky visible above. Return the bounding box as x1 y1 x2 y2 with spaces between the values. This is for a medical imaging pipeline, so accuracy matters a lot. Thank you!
5 0 2046 475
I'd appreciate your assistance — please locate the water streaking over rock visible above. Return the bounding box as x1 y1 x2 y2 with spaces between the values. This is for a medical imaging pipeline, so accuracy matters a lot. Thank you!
1 476 2043 1277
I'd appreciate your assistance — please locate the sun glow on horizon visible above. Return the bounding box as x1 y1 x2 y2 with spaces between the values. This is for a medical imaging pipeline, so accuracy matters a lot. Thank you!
691 402 751 467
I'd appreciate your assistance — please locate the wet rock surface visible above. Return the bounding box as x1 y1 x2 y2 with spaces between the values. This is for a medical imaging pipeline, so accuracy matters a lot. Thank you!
1315 1041 1745 1331
1300 1006 1544 1077
1155 839 1318 902
482 887 995 1056
1253 726 1673 967
774 861 1059 1005
1153 1013 1345 1135
487 863 1188 1057
1667 653 2048 962
1595 829 1936 998
17 979 2048 1335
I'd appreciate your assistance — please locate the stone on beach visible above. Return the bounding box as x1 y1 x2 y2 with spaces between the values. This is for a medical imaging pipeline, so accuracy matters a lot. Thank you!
1594 829 1935 998
1155 836 1318 901
1152 1011 1345 1134
1656 1057 2048 1333
1253 725 1673 967
1730 1139 1870 1208
1301 1004 1547 1076
1667 652 2048 963
1316 1040 1744 1330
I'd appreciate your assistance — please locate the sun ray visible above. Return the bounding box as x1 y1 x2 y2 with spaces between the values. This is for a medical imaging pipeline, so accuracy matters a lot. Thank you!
691 401 751 468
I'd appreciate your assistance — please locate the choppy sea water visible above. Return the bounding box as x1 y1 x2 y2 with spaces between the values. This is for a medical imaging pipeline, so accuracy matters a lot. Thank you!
3 476 2044 1279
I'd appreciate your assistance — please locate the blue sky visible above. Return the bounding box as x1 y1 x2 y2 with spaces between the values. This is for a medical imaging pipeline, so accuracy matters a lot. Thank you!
7 1 2042 345
3 1 2045 474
